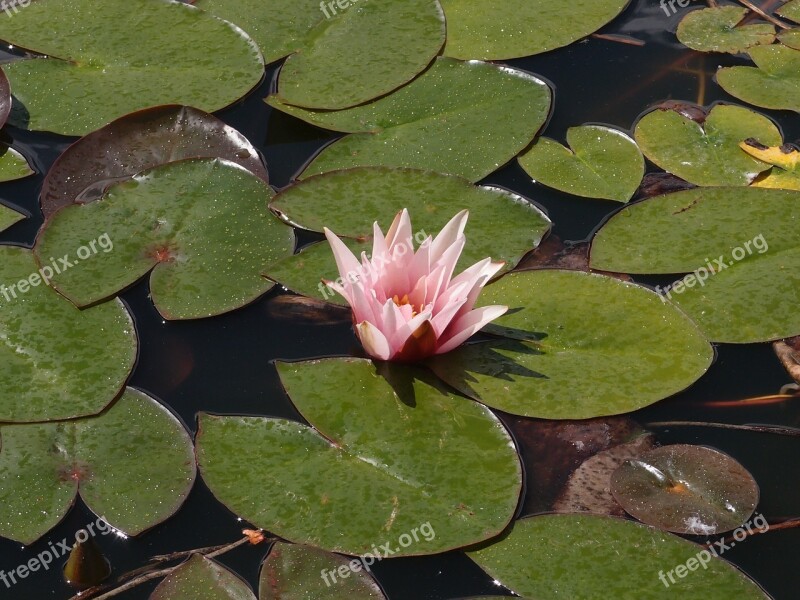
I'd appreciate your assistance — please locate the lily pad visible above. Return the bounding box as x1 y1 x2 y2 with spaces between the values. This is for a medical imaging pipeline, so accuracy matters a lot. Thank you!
196 358 522 556
266 167 551 302
0 246 137 422
40 105 269 218
467 514 770 599
777 28 800 49
267 58 552 183
590 186 800 343
518 125 644 202
151 554 256 600
259 542 386 599
0 0 264 135
741 139 800 190
0 146 34 182
0 388 195 544
777 0 800 23
35 158 294 320
427 270 714 420
717 44 800 113
440 0 630 60
676 7 775 54
0 203 25 232
610 444 759 535
633 104 783 186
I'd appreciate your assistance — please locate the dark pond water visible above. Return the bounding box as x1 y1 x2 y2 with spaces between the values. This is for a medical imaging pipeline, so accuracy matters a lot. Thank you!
0 0 798 598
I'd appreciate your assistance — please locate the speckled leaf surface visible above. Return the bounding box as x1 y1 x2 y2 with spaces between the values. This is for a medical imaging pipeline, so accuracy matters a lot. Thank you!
259 542 386 599
777 0 800 24
267 58 552 182
0 388 195 544
518 125 644 201
0 0 264 135
40 105 269 218
35 159 294 320
0 147 34 182
440 0 630 60
197 358 522 556
634 104 782 186
0 203 25 232
777 28 800 49
0 246 137 422
717 45 800 113
676 7 775 54
266 168 550 301
427 270 713 420
590 186 800 342
151 554 256 600
467 514 769 599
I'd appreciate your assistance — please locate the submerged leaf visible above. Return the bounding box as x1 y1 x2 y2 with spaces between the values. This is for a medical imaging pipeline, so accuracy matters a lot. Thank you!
151 554 256 600
676 7 775 54
267 58 552 182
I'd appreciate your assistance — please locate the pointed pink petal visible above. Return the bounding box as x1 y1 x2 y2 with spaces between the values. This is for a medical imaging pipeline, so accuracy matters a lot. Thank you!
436 305 508 354
356 321 393 361
429 296 468 336
385 208 412 250
324 228 362 283
388 309 433 351
431 235 466 297
430 210 468 263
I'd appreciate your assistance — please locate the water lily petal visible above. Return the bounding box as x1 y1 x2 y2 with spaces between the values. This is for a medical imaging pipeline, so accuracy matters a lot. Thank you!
324 227 362 283
437 305 509 354
356 321 393 361
430 209 469 264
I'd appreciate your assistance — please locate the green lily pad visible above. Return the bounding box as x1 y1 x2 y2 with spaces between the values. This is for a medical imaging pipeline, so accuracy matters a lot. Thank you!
440 0 630 60
0 203 25 232
0 246 137 422
778 28 800 49
267 58 552 183
266 167 550 302
633 104 782 186
0 387 195 544
197 358 522 556
610 444 759 535
34 158 294 320
151 554 256 600
467 514 769 599
590 186 800 343
40 105 269 218
0 147 34 182
717 44 800 113
199 0 444 110
777 0 800 23
427 270 713 420
259 542 386 599
676 7 775 54
0 0 264 135
518 125 644 202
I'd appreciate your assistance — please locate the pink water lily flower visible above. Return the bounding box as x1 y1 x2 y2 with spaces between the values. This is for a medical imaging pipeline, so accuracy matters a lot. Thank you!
323 209 508 362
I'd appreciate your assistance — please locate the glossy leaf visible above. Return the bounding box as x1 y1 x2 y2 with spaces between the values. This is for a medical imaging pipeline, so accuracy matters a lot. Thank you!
259 542 386 599
611 444 759 535
0 246 137 422
0 0 264 135
777 28 800 49
427 270 714 420
518 125 644 201
151 554 256 600
440 0 630 60
0 66 10 126
0 203 25 232
741 140 800 190
676 7 775 54
35 158 294 320
0 388 195 544
267 58 552 183
717 45 800 113
634 104 782 186
777 0 800 24
590 186 800 342
40 105 269 218
468 514 769 599
197 358 522 556
0 147 34 182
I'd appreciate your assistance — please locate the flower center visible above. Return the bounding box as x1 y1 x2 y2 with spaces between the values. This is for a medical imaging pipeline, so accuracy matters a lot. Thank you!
392 294 421 316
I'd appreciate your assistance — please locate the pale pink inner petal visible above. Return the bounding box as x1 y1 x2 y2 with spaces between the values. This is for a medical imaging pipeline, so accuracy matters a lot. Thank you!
356 321 393 361
437 305 509 355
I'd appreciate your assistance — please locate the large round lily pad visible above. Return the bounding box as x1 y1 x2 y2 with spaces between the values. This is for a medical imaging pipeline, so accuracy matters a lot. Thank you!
267 58 552 183
427 270 714 420
0 388 196 544
196 358 522 556
40 105 269 218
0 245 137 422
590 186 800 343
676 7 775 54
633 104 782 187
35 158 294 320
151 554 256 600
611 444 759 535
0 0 264 135
440 0 630 60
717 44 800 113
467 514 770 599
